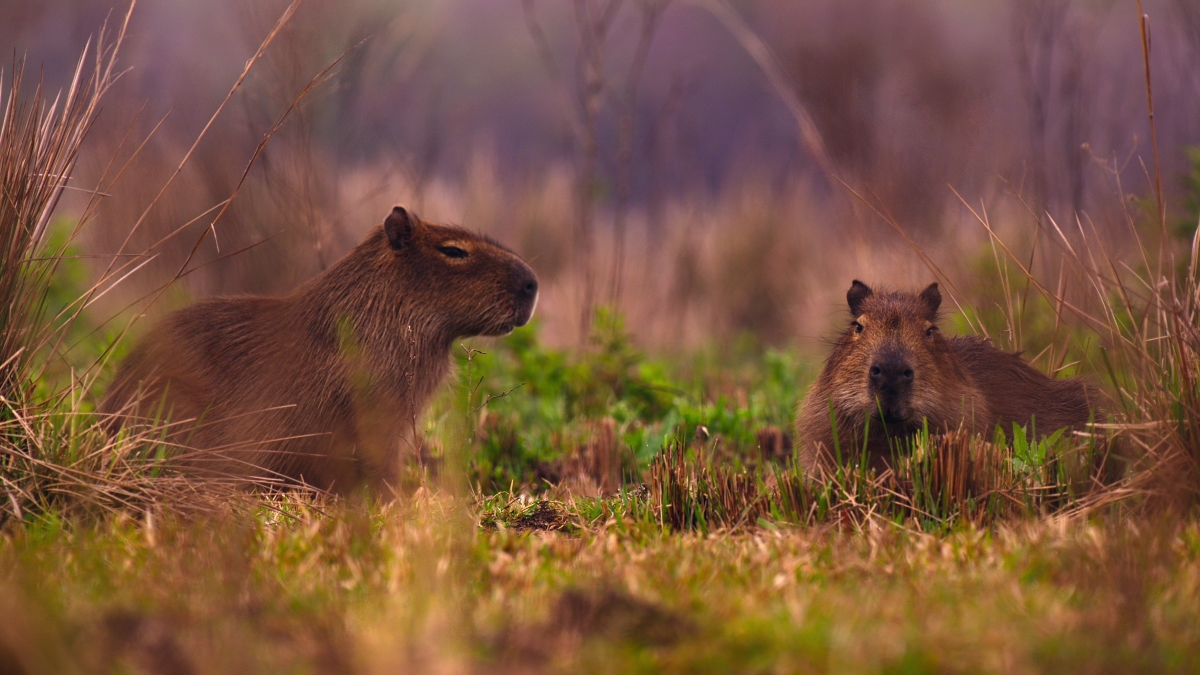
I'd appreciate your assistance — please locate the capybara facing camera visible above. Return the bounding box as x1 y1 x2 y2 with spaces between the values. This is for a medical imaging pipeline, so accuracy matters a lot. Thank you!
796 280 1107 477
100 206 538 494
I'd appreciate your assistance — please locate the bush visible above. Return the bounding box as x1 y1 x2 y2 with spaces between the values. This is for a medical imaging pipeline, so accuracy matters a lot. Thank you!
434 307 813 493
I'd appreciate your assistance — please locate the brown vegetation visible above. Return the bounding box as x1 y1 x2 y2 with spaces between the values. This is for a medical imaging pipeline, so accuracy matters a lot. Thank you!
99 207 538 494
797 280 1103 476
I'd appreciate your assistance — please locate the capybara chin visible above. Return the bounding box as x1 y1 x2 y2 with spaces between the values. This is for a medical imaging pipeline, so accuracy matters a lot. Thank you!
796 280 1103 476
100 206 538 494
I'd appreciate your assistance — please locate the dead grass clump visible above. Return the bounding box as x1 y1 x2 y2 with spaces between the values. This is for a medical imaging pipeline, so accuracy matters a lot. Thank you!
488 587 690 670
894 427 1015 507
477 494 571 532
0 19 126 402
0 13 210 524
1131 258 1200 504
558 417 622 497
507 500 569 532
889 426 1114 522
649 442 777 531
0 4 326 524
955 181 1200 507
649 425 1121 532
0 402 265 525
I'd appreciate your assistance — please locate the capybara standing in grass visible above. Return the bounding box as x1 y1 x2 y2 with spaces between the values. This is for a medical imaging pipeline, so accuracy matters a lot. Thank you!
100 207 538 493
796 280 1102 476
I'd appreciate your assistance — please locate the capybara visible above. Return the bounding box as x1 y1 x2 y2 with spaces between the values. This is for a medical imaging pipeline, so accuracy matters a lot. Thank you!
100 207 538 493
796 280 1103 476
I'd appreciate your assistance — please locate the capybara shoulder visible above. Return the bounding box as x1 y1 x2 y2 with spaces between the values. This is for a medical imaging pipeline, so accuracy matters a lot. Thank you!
100 207 539 494
796 280 1100 476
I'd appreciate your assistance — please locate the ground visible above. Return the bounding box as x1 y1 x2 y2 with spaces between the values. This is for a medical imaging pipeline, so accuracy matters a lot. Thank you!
2 493 1198 674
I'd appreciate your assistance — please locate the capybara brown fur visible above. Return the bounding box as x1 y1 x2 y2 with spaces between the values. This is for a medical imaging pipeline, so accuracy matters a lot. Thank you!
100 207 538 494
796 280 1103 476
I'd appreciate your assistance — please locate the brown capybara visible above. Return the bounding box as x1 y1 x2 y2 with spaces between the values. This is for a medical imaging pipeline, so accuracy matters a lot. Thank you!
796 280 1103 476
100 207 538 494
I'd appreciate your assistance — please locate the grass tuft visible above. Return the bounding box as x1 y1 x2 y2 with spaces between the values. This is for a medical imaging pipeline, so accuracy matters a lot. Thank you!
649 421 1125 533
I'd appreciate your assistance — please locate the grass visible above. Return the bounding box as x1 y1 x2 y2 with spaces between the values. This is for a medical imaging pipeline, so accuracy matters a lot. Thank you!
4 279 1171 673
3 495 1200 674
6 294 1167 672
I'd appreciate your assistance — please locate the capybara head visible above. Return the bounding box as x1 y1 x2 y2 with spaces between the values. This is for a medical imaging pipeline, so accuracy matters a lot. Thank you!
827 280 961 430
376 206 538 338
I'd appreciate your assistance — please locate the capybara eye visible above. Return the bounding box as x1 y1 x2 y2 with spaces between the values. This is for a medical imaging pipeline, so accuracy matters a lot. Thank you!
853 322 864 334
438 245 468 259
925 326 935 338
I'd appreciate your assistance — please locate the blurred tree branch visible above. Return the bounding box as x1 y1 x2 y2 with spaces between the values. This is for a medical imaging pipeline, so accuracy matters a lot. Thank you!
610 0 671 306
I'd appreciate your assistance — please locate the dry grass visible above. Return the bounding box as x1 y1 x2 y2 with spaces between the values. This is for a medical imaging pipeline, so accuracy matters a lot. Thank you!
0 9 176 524
0 2 329 524
1 493 1198 674
647 423 1132 534
0 11 128 402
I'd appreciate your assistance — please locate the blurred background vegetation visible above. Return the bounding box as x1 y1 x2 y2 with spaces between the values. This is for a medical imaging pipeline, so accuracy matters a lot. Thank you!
6 0 1200 498
6 0 1200 352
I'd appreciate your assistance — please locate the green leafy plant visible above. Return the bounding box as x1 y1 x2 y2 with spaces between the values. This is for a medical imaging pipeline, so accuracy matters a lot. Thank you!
439 307 813 493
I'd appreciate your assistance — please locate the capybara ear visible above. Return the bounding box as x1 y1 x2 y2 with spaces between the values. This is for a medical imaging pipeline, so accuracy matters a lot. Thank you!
384 206 414 250
847 280 873 317
919 282 941 317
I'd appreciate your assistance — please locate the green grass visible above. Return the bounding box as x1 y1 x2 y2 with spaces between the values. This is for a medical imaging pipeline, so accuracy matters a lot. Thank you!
435 308 815 493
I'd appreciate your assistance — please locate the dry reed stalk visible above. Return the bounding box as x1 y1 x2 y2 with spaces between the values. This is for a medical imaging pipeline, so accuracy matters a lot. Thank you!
0 7 131 402
649 424 1119 533
0 1 348 522
608 0 670 306
560 417 622 497
81 0 309 394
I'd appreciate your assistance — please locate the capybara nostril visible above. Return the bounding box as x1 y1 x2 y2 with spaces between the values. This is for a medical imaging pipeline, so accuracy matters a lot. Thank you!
509 267 539 329
511 262 538 302
870 361 911 391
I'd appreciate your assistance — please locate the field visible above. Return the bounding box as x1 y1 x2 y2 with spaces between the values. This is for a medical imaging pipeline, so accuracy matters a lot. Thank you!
5 1 1200 673
5 496 1200 673
4 310 1199 673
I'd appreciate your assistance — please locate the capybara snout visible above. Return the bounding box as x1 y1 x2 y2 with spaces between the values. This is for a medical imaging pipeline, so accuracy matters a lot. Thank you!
868 348 916 424
505 260 539 333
